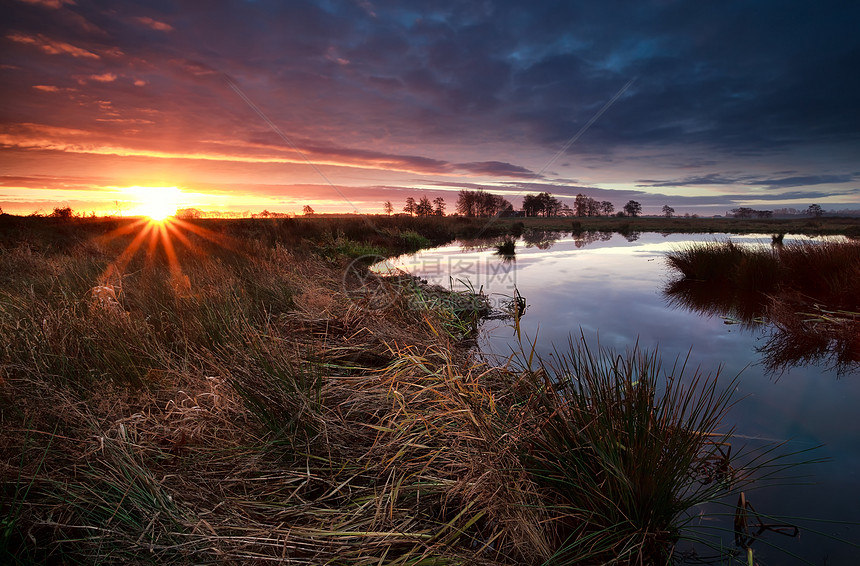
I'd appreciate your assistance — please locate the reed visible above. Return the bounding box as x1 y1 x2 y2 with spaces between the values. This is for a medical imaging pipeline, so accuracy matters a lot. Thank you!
494 237 517 257
495 338 743 564
665 238 860 375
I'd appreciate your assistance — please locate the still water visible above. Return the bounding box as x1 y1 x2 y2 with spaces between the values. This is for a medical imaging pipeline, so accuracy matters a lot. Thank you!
379 231 859 565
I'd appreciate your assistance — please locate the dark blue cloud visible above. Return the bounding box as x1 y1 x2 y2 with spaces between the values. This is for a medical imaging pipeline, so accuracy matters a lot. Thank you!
637 173 859 190
752 175 859 189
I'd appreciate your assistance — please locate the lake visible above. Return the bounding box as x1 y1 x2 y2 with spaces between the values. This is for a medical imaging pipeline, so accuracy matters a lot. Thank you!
376 231 860 565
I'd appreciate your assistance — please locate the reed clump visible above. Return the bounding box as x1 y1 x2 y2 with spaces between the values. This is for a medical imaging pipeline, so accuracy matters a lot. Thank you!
494 237 517 257
1 217 792 564
665 238 860 374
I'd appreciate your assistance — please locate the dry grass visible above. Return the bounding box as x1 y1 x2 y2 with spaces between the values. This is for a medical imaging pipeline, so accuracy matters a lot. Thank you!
1 217 795 564
664 239 860 375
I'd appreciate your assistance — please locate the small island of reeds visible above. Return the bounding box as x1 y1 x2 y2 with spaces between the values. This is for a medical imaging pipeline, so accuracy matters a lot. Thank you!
665 238 860 375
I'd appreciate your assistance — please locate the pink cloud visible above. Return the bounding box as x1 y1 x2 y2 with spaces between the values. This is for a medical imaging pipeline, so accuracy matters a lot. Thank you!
134 16 174 32
17 0 76 9
89 73 117 82
6 32 99 59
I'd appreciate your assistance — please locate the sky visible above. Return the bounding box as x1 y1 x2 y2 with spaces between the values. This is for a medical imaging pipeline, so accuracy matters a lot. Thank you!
2 0 859 217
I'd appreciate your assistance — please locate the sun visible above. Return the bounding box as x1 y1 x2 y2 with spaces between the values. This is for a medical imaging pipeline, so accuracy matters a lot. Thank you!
125 186 182 221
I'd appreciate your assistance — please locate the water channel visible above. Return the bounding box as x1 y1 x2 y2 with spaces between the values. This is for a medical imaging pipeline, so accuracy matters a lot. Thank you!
376 231 859 565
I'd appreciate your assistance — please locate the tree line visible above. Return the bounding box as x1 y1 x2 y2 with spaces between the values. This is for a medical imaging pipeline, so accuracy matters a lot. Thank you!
387 190 645 218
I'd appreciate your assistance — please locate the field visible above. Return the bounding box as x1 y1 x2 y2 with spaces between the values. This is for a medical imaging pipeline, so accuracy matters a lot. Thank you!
491 214 860 238
0 213 837 564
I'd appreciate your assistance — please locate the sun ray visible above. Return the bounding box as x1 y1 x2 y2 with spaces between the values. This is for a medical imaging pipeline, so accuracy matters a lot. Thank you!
164 220 195 252
100 220 153 283
170 217 241 251
94 212 242 301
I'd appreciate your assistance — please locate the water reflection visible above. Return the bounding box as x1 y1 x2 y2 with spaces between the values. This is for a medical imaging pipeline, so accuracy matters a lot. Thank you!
380 232 860 564
459 229 633 253
663 241 860 377
759 303 860 377
458 237 499 252
571 229 616 248
663 279 767 331
521 229 565 249
493 237 516 262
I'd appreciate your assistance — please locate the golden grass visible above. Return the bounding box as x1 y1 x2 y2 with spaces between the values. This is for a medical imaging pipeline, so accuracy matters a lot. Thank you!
0 217 803 564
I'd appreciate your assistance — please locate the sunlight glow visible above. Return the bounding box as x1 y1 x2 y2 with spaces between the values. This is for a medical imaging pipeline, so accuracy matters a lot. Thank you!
125 186 182 221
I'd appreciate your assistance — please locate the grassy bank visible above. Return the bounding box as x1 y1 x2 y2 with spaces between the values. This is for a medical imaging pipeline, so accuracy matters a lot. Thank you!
485 214 860 238
1 216 796 564
665 239 860 375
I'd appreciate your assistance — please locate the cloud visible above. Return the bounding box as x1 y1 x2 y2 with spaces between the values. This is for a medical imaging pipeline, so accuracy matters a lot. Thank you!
637 172 859 190
636 174 749 188
6 32 99 58
1 121 535 179
17 0 76 9
134 17 174 32
751 174 858 189
456 161 536 178
89 73 116 82
2 0 859 215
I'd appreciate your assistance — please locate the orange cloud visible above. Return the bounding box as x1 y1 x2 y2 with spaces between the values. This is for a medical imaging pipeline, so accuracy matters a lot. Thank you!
134 16 174 32
7 32 99 58
89 73 117 82
5 122 93 138
0 123 531 179
17 0 76 8
33 85 60 92
94 118 155 124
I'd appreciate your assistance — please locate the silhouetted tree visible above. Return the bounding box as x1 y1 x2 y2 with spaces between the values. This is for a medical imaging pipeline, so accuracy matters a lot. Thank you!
302 205 315 216
383 201 393 215
731 207 772 219
574 194 601 216
806 204 823 217
662 205 675 218
623 200 642 217
433 196 446 216
523 192 562 217
176 208 203 219
456 189 512 217
404 197 416 216
600 201 615 216
415 196 433 217
574 194 589 216
521 194 541 217
50 206 74 219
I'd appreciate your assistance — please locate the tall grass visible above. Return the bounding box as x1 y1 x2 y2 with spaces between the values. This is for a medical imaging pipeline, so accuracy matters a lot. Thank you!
665 239 860 374
0 217 811 564
665 239 860 305
498 339 743 564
